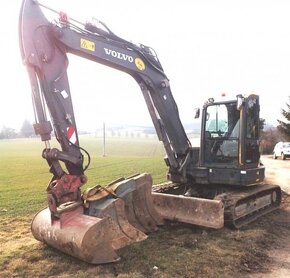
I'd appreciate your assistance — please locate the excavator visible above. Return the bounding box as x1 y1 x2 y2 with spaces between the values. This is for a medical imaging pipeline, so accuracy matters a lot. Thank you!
19 0 281 264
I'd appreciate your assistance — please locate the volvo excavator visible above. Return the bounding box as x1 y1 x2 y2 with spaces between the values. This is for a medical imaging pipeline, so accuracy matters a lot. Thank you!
19 0 281 264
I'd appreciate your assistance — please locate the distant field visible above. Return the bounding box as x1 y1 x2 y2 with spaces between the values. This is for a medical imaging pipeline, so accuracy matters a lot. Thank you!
0 136 167 217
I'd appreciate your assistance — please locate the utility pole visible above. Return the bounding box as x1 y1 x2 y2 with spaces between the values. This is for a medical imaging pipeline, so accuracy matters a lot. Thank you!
102 122 106 157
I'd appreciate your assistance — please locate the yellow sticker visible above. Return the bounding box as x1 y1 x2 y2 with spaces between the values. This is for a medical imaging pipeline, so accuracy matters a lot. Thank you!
80 38 95 52
135 58 146 71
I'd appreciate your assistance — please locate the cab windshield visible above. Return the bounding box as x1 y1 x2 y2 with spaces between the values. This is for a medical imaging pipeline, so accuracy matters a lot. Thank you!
204 102 240 165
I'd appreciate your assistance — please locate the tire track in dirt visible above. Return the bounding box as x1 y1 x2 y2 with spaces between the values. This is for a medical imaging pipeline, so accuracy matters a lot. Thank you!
248 156 290 278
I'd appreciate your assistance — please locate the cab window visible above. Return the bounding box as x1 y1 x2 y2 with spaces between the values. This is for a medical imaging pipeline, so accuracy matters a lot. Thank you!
246 98 259 139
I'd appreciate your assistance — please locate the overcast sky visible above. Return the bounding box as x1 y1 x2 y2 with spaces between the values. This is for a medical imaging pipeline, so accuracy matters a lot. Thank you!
1 0 290 131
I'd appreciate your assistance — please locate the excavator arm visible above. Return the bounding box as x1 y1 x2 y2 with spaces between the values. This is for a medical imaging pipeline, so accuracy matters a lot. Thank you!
19 0 192 188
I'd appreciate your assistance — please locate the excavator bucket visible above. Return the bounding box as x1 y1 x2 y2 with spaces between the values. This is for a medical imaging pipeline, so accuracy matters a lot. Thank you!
31 173 163 264
31 201 147 264
86 173 164 233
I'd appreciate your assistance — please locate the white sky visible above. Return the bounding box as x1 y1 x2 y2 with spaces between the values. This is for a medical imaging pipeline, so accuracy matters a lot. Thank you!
1 0 290 131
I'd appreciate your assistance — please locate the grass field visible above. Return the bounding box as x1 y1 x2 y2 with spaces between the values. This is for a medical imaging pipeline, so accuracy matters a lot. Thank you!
1 137 289 277
0 136 167 218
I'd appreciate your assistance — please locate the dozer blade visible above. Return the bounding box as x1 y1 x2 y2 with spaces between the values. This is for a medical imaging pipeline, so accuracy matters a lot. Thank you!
152 192 224 229
31 199 147 264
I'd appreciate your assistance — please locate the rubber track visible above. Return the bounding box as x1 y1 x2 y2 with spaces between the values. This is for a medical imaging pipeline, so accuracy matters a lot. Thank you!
215 184 282 228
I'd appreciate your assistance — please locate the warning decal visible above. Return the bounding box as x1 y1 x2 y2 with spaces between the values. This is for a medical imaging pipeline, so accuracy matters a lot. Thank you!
80 38 95 52
67 126 77 144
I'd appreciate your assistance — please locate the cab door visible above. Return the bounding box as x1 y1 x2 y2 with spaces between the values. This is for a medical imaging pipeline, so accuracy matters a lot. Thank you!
241 95 260 168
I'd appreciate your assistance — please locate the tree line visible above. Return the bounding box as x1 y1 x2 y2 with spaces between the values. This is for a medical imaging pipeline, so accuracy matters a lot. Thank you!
0 119 34 139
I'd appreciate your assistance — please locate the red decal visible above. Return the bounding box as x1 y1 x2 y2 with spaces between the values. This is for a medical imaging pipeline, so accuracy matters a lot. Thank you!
67 126 75 139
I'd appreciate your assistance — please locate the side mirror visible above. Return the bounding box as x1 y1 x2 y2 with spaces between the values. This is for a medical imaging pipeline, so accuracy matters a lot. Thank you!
194 108 200 119
236 94 244 111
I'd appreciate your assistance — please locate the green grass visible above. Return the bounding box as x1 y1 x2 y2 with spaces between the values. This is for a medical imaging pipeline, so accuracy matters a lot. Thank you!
0 136 167 217
1 137 288 277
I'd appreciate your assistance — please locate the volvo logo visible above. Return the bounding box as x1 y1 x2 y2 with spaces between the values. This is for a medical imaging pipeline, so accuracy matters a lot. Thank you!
104 48 134 63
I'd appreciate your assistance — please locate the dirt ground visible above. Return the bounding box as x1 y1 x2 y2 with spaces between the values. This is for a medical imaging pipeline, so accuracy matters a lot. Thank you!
248 155 290 278
1 154 290 278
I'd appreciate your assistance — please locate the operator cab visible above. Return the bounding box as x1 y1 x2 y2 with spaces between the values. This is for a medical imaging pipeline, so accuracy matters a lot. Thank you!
198 94 263 186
